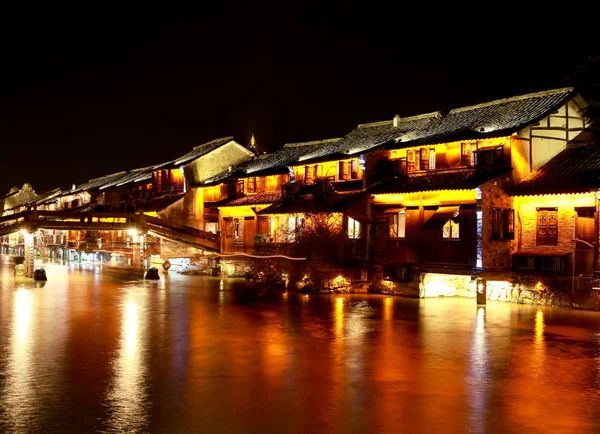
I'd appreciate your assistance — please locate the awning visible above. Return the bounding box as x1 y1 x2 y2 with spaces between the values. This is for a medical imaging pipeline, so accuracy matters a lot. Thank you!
421 206 459 230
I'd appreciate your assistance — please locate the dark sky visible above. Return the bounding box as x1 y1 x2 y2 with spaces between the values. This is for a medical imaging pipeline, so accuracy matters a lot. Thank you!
0 2 595 194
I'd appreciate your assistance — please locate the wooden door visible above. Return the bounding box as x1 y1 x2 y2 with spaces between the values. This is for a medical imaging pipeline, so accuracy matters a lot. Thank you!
223 218 234 253
258 217 270 237
575 207 595 276
244 217 256 253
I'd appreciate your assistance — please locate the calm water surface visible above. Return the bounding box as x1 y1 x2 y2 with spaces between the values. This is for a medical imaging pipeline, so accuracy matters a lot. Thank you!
1 258 600 433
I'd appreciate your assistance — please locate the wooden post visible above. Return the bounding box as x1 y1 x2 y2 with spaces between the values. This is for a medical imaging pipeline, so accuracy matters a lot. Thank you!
24 232 34 278
476 278 487 305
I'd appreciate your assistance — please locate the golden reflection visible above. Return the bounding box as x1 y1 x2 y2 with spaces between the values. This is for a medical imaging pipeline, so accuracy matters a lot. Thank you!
470 307 488 374
530 309 546 380
15 288 32 343
282 291 288 300
466 306 488 434
5 289 35 431
124 300 138 358
334 297 344 340
534 309 545 346
383 297 393 321
261 319 290 380
104 291 149 432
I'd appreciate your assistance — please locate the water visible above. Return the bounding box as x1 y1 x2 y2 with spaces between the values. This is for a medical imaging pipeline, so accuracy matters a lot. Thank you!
1 259 600 433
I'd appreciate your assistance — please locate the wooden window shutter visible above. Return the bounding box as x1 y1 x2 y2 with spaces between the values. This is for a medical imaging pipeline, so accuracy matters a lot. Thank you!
503 209 514 240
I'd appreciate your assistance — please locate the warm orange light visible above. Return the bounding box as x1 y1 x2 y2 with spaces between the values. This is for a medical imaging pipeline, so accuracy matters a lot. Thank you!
373 189 477 206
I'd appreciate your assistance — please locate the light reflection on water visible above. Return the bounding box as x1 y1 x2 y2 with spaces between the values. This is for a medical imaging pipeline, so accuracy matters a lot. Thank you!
103 288 149 433
4 289 36 432
1 259 600 433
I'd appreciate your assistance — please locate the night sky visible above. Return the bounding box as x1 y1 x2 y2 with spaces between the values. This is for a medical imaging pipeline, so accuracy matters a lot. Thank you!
0 3 595 194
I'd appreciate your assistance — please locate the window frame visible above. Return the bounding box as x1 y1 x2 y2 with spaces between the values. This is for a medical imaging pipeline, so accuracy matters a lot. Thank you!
246 177 256 193
442 218 460 240
347 216 361 239
350 160 358 179
491 208 515 240
429 148 436 170
419 148 429 170
407 150 416 172
304 166 314 184
461 142 475 166
389 210 406 239
338 161 347 180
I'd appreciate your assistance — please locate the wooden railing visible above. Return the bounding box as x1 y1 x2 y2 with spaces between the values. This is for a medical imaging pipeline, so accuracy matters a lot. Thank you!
0 210 220 252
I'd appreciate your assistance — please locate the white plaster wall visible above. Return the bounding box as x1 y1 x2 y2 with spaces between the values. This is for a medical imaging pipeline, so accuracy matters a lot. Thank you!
184 141 254 185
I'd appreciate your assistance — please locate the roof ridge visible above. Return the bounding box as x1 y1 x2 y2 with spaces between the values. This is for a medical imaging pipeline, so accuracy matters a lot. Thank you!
450 87 575 114
193 136 235 150
86 171 128 182
358 111 441 128
283 138 341 148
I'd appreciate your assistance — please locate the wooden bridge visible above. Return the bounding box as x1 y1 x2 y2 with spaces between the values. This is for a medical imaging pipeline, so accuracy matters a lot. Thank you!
0 210 219 252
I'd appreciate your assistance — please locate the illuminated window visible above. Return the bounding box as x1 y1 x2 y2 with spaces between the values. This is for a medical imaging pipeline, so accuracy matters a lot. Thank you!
492 208 515 240
247 177 256 193
304 166 314 184
407 150 416 172
347 217 361 239
420 148 429 170
461 142 475 166
443 219 459 239
537 208 558 245
429 148 436 169
350 160 358 179
389 210 406 238
338 161 348 180
236 180 244 195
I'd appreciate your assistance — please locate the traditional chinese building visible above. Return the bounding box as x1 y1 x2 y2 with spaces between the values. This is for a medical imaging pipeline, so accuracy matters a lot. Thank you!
510 132 600 304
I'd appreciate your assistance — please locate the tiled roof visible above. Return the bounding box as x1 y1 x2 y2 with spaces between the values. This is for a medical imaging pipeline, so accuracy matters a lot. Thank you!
197 138 341 186
369 167 511 195
298 87 577 162
172 136 239 166
299 113 440 162
216 192 282 207
98 166 157 190
512 143 600 196
66 137 238 194
30 188 62 206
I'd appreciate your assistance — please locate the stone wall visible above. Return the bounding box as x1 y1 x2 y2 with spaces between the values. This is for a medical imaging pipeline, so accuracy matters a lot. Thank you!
512 194 595 255
480 175 514 270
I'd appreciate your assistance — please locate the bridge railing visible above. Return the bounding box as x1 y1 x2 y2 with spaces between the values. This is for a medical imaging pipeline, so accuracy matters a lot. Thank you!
145 216 219 244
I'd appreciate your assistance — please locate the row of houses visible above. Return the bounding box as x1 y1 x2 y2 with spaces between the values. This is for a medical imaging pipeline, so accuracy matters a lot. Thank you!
2 86 600 306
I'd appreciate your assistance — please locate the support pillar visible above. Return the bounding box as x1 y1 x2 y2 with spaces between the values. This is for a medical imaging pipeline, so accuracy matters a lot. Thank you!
24 232 34 278
131 233 146 269
476 278 487 305
475 187 483 269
